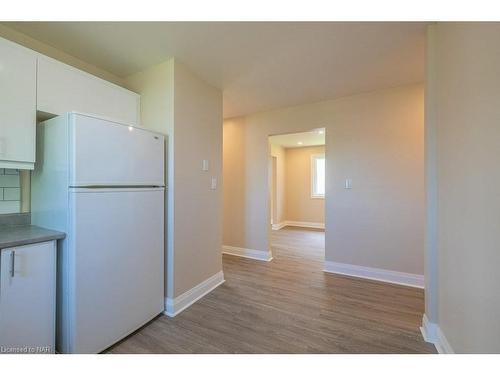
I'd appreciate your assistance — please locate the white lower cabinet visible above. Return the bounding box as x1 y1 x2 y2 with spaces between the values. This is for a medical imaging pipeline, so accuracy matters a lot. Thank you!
0 241 56 354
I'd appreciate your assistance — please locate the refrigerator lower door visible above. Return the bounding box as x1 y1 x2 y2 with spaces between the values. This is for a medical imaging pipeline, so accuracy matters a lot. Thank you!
66 187 164 353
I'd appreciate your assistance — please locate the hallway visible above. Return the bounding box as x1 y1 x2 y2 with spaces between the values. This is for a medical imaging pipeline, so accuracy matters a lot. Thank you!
109 227 434 353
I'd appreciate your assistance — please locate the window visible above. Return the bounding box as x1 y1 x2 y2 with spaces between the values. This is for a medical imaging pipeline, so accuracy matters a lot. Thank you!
311 154 325 198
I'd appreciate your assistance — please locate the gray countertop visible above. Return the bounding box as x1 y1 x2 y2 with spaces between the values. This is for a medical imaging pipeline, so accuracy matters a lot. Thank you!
0 225 66 249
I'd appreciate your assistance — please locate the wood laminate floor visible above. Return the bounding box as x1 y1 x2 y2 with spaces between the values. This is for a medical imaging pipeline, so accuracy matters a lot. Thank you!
108 227 435 353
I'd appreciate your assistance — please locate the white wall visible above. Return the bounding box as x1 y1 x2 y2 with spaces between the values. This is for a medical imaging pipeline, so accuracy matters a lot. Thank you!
223 83 424 276
425 23 500 353
127 59 223 299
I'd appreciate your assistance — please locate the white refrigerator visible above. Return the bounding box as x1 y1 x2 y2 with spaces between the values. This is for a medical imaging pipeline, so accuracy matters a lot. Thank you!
31 112 165 353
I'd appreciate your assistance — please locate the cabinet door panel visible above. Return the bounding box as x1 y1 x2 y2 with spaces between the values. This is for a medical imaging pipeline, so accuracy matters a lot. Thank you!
37 56 140 126
0 241 56 353
0 37 37 167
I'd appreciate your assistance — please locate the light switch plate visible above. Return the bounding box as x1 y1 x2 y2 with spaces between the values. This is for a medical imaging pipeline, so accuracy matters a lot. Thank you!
211 177 217 190
202 160 209 171
345 179 352 189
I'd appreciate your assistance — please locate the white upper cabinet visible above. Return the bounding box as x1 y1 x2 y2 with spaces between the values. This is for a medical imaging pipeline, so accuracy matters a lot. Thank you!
0 36 140 169
0 37 37 169
37 56 140 126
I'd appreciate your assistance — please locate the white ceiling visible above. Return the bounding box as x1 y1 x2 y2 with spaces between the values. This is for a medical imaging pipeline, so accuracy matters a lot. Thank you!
269 129 325 149
4 22 428 118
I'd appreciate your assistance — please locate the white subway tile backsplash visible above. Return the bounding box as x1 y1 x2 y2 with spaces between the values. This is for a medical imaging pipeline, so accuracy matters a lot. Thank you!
4 188 20 201
0 174 20 188
0 201 20 214
0 168 21 214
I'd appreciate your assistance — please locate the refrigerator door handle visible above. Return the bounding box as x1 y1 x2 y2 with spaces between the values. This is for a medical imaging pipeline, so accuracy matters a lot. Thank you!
10 250 15 278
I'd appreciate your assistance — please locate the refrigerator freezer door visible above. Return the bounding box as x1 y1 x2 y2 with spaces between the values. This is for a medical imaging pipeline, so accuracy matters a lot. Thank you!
67 187 164 353
69 113 165 187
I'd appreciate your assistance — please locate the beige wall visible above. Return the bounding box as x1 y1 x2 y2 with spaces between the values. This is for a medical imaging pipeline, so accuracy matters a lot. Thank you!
223 83 424 276
270 144 287 224
327 84 424 274
0 24 126 87
127 59 223 299
223 117 247 248
426 23 500 353
172 62 223 296
285 145 325 224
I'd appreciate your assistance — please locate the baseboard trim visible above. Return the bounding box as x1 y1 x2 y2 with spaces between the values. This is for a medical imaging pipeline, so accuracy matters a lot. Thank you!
272 221 325 230
271 222 287 230
323 261 424 289
222 245 273 261
436 325 455 354
420 314 455 354
164 271 225 317
420 313 438 344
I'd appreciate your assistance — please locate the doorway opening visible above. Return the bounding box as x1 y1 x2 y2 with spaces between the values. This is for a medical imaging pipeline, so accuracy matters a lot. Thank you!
268 128 326 262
